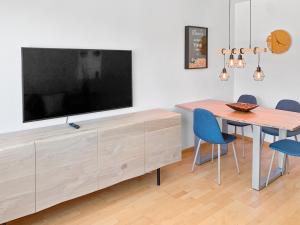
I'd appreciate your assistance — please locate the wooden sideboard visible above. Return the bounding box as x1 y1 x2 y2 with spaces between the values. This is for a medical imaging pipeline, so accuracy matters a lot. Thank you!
0 109 182 224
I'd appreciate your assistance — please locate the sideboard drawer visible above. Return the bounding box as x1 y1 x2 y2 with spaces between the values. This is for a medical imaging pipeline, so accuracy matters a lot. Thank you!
35 130 98 211
0 143 35 224
98 123 145 189
145 116 182 172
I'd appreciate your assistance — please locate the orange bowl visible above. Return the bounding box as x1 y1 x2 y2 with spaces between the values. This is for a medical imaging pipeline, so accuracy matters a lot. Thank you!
226 102 259 112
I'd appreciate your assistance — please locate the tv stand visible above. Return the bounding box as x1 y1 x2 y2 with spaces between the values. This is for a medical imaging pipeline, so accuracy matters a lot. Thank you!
0 109 181 224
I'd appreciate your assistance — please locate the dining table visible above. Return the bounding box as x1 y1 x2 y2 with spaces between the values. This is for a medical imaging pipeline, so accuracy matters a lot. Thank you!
176 99 300 191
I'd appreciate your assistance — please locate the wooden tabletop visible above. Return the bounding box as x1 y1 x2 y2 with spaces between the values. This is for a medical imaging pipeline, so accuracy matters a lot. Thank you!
176 99 300 131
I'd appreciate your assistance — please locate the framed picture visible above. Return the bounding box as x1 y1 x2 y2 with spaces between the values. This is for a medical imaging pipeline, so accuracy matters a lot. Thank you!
185 26 208 69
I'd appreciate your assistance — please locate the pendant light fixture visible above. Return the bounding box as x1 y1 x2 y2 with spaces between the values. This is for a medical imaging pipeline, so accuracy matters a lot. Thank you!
220 49 230 81
236 49 246 68
226 0 234 69
253 48 265 81
219 0 267 81
227 50 236 68
251 0 266 81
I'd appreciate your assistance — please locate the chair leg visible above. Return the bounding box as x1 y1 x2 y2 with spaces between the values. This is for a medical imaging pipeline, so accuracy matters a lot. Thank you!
281 154 287 176
192 139 201 172
232 142 240 174
266 150 276 187
273 136 276 143
295 135 298 142
241 127 245 158
251 125 253 133
211 144 214 162
217 144 221 185
286 155 290 174
234 126 237 136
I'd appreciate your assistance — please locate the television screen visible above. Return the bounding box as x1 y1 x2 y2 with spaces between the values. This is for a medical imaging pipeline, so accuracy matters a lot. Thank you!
22 48 132 122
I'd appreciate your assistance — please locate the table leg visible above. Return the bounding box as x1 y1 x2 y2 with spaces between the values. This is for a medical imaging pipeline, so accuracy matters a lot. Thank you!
252 127 288 190
261 129 287 188
195 118 228 165
263 129 287 187
252 125 262 190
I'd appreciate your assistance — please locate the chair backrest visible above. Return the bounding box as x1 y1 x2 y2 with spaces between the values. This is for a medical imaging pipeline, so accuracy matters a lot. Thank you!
276 99 300 113
238 94 257 104
193 108 225 144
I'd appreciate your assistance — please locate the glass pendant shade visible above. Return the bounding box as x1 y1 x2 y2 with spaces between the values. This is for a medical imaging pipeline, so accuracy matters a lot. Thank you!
219 68 230 81
253 66 265 81
227 54 235 68
236 54 246 68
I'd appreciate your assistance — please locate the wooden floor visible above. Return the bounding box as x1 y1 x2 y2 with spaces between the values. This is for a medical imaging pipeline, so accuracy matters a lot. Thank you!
10 137 300 225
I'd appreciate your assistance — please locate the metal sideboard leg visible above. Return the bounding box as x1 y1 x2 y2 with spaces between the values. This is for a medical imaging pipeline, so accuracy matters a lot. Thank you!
157 168 161 186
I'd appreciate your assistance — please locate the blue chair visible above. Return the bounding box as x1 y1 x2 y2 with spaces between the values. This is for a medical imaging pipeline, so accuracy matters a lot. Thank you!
227 94 257 158
262 100 300 144
266 139 300 186
192 108 240 185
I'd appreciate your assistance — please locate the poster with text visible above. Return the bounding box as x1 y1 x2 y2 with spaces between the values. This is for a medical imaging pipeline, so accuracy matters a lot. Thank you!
185 26 208 69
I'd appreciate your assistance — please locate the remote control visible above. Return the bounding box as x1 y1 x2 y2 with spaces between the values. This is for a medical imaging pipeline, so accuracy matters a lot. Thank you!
69 123 80 129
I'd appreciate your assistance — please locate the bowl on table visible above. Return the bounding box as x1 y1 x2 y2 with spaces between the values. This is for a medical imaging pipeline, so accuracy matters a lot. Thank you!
226 102 259 112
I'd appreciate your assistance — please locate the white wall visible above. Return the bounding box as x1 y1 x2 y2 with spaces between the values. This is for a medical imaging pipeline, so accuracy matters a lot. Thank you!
233 0 300 140
234 0 300 106
0 0 234 148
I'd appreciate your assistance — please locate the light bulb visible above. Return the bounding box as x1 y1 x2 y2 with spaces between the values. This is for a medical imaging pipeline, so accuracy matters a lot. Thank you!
236 54 246 68
253 66 265 81
219 68 230 81
227 54 235 68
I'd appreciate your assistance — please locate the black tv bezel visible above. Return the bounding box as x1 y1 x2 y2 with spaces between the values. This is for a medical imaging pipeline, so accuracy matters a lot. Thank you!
21 47 133 123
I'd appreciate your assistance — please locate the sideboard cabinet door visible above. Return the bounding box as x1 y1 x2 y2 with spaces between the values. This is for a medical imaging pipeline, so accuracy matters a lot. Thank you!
0 143 35 224
98 123 145 189
36 130 98 211
145 116 182 172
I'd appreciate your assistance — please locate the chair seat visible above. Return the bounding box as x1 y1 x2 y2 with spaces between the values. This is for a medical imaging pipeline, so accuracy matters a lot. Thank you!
227 120 250 127
270 139 300 157
262 126 300 137
203 133 236 145
222 133 236 144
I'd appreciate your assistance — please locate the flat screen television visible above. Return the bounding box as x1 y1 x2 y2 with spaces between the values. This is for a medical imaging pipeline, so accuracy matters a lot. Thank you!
22 47 132 122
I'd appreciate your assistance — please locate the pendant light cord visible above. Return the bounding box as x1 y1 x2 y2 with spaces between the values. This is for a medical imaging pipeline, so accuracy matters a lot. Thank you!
249 0 252 48
229 0 231 49
228 0 252 50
